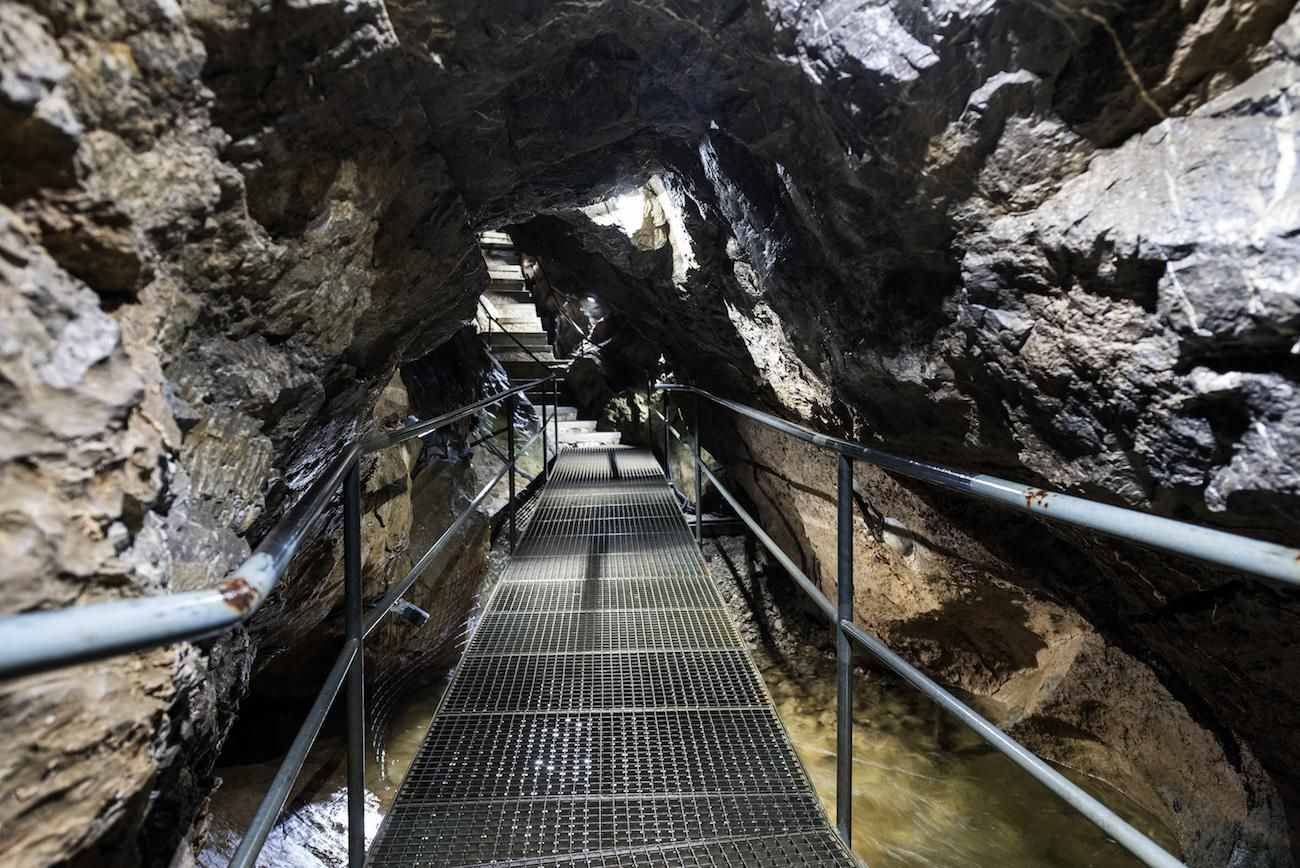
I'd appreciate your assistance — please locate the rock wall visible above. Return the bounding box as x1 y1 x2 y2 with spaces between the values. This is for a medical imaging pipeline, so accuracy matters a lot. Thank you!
0 2 488 864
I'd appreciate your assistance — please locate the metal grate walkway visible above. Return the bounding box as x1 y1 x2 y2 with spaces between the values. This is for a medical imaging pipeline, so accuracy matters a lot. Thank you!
368 447 857 866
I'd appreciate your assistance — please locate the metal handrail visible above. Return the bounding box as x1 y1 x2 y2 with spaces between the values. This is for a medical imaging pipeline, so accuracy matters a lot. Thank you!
0 375 555 868
659 384 1300 588
232 423 545 867
837 619 1181 867
0 375 556 680
651 381 1300 868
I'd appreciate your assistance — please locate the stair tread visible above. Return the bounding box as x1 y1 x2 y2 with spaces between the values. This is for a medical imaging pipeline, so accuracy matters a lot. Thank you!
487 336 550 348
498 351 562 362
559 430 623 442
478 231 513 246
496 324 545 332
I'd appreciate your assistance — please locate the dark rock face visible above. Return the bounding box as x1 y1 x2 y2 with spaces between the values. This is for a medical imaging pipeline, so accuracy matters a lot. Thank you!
2 0 1299 865
0 1 485 864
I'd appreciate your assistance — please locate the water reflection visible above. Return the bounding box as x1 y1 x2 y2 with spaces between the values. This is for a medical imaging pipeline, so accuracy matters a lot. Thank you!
755 649 1182 867
199 681 445 867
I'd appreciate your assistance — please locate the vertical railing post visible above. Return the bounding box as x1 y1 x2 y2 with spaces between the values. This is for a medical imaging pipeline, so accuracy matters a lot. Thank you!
552 376 560 462
835 453 854 845
541 382 549 483
663 389 673 483
645 378 653 449
343 462 365 867
507 395 517 551
693 392 702 546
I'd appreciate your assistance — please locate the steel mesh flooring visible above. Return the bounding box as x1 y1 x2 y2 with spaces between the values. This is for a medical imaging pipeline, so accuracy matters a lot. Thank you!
469 610 741 655
371 796 832 866
490 577 721 612
441 652 768 713
368 447 856 867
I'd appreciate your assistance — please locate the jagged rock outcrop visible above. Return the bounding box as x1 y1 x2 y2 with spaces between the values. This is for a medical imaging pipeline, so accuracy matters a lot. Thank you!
3 0 1299 865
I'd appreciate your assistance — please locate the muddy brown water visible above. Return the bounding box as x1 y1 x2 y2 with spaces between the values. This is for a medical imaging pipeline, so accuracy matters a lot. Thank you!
752 649 1182 867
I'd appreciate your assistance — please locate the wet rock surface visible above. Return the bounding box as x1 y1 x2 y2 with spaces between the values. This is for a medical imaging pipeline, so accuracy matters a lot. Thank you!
2 0 1299 865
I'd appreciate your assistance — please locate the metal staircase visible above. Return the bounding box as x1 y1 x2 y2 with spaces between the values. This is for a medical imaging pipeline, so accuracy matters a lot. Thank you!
478 232 623 451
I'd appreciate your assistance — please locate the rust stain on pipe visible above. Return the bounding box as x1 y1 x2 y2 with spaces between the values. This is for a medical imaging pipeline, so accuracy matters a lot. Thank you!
1024 488 1052 510
220 578 258 614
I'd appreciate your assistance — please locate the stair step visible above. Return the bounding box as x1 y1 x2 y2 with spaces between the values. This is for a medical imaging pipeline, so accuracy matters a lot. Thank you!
479 231 513 247
483 248 520 266
487 327 547 338
497 319 544 332
485 288 533 302
490 342 553 356
559 431 623 447
557 420 598 433
484 303 533 319
488 265 525 281
487 332 550 349
484 285 529 298
494 303 538 319
492 305 537 317
492 319 540 332
541 406 579 422
498 349 560 363
526 387 570 405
